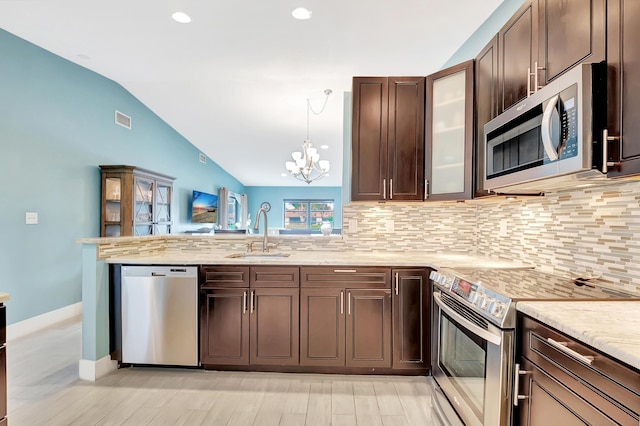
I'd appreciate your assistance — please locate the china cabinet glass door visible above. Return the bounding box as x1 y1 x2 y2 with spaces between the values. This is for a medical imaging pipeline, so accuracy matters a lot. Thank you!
134 177 153 236
154 183 172 234
104 177 122 237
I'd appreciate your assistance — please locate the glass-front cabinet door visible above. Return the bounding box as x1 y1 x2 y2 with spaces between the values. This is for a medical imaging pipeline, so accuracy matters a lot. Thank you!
425 60 474 201
154 181 172 235
134 176 154 236
103 177 122 237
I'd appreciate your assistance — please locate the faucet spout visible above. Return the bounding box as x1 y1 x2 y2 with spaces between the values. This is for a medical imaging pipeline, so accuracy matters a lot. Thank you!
254 207 269 252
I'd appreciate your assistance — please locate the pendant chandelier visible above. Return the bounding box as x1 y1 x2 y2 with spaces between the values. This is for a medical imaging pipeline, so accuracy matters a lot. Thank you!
285 89 332 184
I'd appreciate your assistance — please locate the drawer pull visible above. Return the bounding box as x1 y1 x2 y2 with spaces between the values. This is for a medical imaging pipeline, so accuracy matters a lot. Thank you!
513 363 529 406
333 269 357 273
547 338 594 365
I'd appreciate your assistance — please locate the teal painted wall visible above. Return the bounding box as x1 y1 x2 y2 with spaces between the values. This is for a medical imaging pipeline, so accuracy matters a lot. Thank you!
441 0 527 68
0 29 244 324
246 187 342 232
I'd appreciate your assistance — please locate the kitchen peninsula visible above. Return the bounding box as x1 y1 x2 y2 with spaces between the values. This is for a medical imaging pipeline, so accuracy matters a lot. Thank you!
77 232 532 380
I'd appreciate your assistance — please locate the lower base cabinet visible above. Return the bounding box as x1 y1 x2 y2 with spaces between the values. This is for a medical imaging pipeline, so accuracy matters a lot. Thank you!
392 269 430 370
517 315 640 425
300 288 392 368
250 288 299 365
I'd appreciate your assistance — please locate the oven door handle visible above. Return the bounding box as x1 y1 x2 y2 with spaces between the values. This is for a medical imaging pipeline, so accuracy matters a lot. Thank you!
433 293 502 346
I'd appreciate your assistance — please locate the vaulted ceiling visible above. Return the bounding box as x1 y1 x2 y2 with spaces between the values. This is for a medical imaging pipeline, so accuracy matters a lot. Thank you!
0 0 503 186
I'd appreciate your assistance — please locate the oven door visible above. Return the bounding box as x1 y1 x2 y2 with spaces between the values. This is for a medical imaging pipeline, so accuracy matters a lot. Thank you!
431 288 514 426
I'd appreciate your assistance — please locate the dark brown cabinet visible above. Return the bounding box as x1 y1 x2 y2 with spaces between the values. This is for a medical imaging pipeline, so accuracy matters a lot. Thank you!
200 266 299 367
606 0 640 178
425 60 475 201
300 267 392 368
99 165 175 237
351 77 425 201
497 0 605 114
391 269 430 370
475 34 499 197
499 0 538 113
517 315 640 425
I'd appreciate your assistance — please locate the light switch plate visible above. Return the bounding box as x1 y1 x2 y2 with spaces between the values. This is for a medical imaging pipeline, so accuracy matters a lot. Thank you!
385 219 395 232
25 212 38 225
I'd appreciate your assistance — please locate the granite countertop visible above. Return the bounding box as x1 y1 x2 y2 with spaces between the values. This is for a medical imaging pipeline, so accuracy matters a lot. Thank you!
0 293 9 303
103 250 533 270
517 301 640 371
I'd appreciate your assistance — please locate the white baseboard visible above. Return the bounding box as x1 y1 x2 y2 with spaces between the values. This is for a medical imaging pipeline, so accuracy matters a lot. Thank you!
79 356 118 381
7 302 82 342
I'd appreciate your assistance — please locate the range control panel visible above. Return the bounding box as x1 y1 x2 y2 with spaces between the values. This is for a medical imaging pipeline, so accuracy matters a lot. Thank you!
430 270 512 324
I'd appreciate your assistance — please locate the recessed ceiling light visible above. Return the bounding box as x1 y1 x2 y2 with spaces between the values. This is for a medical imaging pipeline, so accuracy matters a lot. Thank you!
172 12 192 24
292 7 312 20
320 145 329 150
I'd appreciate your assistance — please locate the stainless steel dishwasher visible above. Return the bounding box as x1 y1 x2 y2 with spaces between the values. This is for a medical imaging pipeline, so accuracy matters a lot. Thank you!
121 266 198 366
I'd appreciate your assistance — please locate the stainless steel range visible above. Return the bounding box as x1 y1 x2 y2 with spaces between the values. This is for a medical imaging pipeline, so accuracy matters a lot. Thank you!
429 268 639 426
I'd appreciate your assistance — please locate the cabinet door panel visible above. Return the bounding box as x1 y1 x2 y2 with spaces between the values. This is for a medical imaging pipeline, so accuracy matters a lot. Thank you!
518 359 616 426
388 77 425 200
392 269 429 369
250 288 299 365
200 289 249 365
475 35 498 197
300 288 345 366
346 289 391 368
607 0 640 176
540 0 605 83
500 0 538 112
351 77 389 201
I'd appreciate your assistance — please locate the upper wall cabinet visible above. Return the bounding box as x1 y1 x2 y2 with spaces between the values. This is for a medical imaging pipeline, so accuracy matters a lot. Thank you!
474 35 499 197
425 60 475 201
351 77 425 201
498 0 605 114
605 0 640 178
100 165 175 237
499 0 539 113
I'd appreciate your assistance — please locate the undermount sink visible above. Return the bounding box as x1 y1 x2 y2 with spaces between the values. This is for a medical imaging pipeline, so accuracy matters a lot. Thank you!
225 252 291 259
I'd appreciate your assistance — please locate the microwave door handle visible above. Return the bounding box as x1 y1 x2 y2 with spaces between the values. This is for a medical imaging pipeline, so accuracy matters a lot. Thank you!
541 94 560 161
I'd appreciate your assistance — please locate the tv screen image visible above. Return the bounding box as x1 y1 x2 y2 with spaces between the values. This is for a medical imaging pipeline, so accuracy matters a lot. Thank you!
192 190 218 223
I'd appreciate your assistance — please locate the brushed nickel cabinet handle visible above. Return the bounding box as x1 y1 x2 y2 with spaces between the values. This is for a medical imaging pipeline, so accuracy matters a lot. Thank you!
395 273 399 296
547 338 594 365
603 129 621 173
383 179 386 199
340 291 344 315
334 269 357 273
390 179 393 200
424 179 428 200
348 292 351 315
513 363 529 406
250 290 255 313
243 291 247 314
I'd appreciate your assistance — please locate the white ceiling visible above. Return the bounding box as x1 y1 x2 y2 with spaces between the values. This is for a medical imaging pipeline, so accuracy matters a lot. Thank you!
0 0 503 186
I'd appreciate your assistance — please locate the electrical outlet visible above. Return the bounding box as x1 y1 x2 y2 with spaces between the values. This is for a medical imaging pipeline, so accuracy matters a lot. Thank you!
26 212 38 225
385 219 395 232
348 218 358 233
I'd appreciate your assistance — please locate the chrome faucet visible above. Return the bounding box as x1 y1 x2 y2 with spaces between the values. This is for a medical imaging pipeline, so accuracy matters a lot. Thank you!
253 203 271 252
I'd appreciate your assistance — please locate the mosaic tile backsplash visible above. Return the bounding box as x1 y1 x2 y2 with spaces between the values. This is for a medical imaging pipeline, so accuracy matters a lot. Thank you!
96 180 640 293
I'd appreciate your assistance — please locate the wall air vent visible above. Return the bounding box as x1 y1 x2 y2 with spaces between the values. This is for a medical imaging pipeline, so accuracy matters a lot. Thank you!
199 153 207 164
115 110 132 129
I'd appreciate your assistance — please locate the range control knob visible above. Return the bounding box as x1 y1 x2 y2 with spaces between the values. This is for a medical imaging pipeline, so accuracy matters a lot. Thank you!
468 291 478 304
490 302 506 317
476 295 488 309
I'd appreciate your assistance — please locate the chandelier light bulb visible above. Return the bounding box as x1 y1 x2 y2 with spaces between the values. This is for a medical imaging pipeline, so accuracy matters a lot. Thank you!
292 152 302 161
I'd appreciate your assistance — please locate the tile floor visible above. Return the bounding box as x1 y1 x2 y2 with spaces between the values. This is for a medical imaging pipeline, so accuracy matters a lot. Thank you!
7 316 438 425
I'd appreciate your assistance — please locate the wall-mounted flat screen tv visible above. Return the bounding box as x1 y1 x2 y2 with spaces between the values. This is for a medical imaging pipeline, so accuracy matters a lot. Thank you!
192 190 218 223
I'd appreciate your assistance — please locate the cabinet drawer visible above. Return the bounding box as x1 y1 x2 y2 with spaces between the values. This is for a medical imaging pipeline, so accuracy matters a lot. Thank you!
200 266 250 288
250 266 299 288
521 316 640 423
300 267 391 288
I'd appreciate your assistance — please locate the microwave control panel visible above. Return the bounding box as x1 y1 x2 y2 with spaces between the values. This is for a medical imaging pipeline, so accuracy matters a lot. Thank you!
557 83 579 160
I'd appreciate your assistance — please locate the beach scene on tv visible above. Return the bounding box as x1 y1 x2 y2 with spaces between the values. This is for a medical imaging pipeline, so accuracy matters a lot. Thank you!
192 190 218 223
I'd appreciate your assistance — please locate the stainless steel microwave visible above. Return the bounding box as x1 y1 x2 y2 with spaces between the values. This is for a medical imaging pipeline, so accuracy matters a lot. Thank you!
483 63 607 194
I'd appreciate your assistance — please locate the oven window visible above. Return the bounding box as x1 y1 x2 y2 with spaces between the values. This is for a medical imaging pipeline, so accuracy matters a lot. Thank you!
439 312 487 419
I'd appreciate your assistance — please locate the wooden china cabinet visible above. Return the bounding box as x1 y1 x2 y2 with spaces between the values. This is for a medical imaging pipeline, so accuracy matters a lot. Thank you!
99 165 175 237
